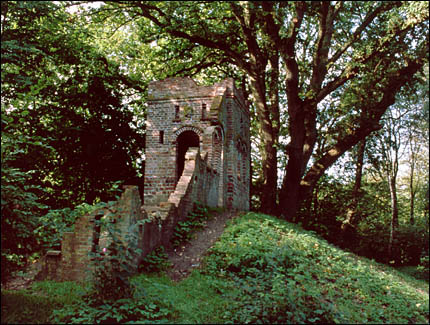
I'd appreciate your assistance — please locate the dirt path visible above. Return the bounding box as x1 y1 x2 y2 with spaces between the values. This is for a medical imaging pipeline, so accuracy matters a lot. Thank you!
166 210 237 281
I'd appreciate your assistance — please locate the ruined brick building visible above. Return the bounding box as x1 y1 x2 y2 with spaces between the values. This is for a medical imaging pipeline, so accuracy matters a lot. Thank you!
144 77 250 210
38 77 250 281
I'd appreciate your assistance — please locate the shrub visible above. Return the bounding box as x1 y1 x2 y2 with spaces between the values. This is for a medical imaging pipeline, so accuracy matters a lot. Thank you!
51 296 173 324
417 255 429 280
34 203 96 250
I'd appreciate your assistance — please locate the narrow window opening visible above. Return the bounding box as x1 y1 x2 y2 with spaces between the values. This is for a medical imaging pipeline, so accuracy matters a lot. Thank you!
92 214 103 255
175 105 180 120
202 103 207 120
159 130 164 144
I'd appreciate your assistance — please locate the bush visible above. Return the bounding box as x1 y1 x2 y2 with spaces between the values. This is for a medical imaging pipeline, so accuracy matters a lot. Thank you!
1 158 48 283
417 255 429 279
34 203 96 250
394 223 429 265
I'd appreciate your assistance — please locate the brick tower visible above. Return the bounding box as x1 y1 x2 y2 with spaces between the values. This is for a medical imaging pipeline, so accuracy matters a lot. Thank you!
144 77 250 210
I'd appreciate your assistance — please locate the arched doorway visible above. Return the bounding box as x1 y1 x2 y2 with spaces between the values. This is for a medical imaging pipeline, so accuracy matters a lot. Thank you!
176 130 200 182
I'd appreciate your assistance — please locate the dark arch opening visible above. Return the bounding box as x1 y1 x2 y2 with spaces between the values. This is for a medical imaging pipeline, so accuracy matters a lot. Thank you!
176 130 200 182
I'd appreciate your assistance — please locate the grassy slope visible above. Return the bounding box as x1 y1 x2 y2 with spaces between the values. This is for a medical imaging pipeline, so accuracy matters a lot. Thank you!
2 212 428 324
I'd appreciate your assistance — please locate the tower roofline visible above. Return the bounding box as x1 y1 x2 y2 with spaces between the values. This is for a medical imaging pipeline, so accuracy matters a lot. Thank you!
147 77 248 115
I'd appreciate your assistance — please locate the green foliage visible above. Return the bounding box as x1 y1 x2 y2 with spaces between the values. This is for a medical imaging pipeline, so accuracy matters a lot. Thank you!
87 208 142 303
1 280 86 324
1 116 52 282
50 264 175 324
129 272 228 324
2 1 145 210
50 206 174 324
417 255 430 279
2 212 428 324
300 175 429 267
29 280 87 304
34 203 97 250
140 246 172 273
203 213 338 323
394 222 429 265
51 295 173 324
1 290 61 324
171 203 212 247
202 212 429 324
1 0 144 283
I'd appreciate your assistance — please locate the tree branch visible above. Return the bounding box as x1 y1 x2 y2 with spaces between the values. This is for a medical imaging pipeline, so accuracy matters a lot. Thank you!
327 2 399 66
282 1 306 110
300 58 425 198
310 2 336 92
134 2 250 71
229 2 267 74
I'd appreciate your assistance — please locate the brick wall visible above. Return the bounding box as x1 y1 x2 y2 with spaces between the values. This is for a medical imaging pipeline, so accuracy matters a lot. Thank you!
38 186 146 282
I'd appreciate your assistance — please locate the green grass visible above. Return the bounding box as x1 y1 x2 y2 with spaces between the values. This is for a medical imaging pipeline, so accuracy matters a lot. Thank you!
1 281 86 324
130 272 229 324
1 212 428 324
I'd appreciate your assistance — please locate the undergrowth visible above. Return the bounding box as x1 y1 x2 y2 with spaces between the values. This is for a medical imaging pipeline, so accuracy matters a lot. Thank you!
140 246 172 273
170 203 217 248
201 212 429 324
1 212 428 324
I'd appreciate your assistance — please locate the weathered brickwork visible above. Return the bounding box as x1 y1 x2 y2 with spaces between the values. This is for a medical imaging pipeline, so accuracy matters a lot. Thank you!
144 77 250 210
37 186 146 282
38 77 250 282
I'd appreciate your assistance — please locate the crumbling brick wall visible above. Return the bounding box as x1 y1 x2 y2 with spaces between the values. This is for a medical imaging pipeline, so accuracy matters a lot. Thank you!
38 186 145 282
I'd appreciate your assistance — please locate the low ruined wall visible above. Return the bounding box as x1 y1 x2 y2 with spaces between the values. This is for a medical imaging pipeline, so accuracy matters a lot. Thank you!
168 147 219 218
38 186 145 282
140 147 219 255
38 149 220 282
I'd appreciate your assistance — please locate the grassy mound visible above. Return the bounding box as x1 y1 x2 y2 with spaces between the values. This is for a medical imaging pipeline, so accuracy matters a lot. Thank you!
200 212 429 323
2 212 428 324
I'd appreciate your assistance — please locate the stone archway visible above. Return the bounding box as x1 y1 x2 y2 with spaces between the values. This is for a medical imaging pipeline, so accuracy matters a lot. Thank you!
176 130 200 182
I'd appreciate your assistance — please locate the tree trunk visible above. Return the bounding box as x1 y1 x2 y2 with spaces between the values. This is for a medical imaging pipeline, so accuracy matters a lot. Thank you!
279 102 305 221
278 46 306 220
248 77 278 215
341 138 366 238
387 174 399 262
409 150 416 225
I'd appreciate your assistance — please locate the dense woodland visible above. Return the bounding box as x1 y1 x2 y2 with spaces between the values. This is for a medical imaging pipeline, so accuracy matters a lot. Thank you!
1 0 429 288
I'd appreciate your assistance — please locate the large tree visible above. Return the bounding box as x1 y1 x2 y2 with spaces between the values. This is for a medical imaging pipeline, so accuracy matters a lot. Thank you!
1 1 145 207
90 1 428 218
